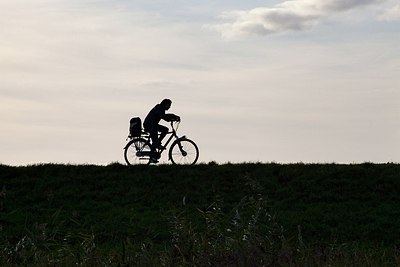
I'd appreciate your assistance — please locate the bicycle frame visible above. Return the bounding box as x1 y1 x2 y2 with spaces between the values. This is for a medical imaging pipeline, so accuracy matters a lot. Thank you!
141 121 185 156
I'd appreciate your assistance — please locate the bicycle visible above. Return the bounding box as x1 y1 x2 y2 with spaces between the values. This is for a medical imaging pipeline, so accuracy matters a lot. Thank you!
124 120 199 165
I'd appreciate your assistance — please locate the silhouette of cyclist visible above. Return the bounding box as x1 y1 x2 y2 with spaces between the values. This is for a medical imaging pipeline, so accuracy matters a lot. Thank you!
144 99 180 162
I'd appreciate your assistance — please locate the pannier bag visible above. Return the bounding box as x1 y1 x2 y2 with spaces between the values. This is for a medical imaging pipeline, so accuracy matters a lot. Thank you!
129 117 142 137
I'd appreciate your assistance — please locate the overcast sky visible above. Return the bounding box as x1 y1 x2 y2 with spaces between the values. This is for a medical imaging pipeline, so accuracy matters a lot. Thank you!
1 0 399 165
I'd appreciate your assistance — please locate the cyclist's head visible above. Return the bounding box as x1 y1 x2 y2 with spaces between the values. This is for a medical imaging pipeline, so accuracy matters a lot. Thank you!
161 99 172 110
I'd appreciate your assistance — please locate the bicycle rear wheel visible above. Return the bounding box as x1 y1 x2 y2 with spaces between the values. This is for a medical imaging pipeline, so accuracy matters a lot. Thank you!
124 138 151 165
169 138 199 165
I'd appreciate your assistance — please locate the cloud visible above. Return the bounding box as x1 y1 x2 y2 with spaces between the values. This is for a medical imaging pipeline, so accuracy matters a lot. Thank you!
207 0 386 38
379 4 400 20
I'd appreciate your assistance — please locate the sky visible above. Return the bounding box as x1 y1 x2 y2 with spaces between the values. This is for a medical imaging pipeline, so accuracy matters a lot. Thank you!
1 0 399 165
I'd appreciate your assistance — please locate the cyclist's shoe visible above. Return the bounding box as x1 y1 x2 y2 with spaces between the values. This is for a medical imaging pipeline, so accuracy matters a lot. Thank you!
150 151 161 159
150 158 159 164
155 152 161 159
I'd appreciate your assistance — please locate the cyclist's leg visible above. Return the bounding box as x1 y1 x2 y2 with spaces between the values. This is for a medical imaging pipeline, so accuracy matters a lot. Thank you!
157 124 169 146
147 127 159 159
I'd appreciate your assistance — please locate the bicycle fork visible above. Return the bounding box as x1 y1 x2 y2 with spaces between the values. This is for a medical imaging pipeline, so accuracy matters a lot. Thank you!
177 142 187 156
169 136 188 161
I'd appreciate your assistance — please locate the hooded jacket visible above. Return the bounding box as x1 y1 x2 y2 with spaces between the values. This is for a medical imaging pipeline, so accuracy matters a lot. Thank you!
144 104 176 130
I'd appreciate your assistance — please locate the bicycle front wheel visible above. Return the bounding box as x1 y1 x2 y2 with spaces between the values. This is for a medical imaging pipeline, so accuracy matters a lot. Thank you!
124 138 151 165
169 138 199 165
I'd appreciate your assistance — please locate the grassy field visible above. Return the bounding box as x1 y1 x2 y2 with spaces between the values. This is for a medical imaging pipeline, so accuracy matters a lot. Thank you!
1 162 399 266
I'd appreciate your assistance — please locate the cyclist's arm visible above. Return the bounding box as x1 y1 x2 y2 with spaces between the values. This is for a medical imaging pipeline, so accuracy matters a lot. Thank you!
163 113 180 122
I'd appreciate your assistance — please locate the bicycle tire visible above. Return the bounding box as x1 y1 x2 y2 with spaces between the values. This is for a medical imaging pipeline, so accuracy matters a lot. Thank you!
169 138 199 165
124 138 151 165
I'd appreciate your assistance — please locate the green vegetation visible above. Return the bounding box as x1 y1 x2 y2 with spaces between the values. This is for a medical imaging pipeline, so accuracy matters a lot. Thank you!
1 162 399 266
